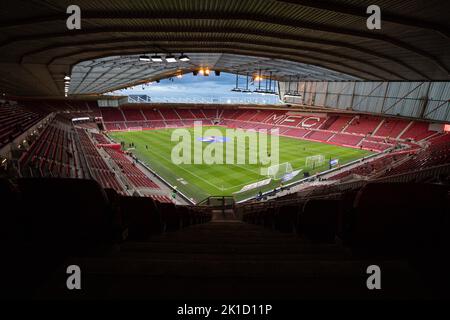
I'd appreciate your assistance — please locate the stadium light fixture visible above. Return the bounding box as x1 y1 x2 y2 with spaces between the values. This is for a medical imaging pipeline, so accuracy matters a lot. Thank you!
232 72 241 92
64 75 71 81
165 55 177 63
179 54 190 62
204 68 210 76
151 55 163 62
198 68 204 75
139 55 151 62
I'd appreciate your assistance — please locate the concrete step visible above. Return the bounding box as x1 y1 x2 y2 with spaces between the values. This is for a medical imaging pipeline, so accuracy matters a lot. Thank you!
119 242 345 254
34 259 426 300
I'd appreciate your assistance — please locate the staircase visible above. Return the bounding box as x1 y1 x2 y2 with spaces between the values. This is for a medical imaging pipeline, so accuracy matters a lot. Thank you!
34 221 427 300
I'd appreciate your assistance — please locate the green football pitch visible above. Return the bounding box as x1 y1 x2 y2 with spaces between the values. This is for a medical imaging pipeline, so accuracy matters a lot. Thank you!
108 126 373 203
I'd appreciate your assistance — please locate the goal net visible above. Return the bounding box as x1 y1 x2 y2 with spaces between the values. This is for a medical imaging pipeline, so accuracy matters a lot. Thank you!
266 162 293 180
305 155 325 169
127 126 143 132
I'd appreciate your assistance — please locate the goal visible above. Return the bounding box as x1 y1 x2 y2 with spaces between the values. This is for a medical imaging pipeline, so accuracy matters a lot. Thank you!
127 126 143 132
305 155 325 169
266 162 293 180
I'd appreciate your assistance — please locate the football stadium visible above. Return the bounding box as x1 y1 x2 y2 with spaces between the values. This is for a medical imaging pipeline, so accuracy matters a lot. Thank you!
1 0 450 304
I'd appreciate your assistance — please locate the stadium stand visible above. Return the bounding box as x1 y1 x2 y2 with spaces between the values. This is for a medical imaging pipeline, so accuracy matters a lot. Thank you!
329 133 364 146
103 147 160 190
1 0 449 302
18 118 85 179
345 116 381 134
76 128 125 192
0 102 46 149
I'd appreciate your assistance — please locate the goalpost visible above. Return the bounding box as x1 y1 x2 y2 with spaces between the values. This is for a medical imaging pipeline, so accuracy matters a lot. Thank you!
127 126 143 132
266 162 293 180
305 155 325 169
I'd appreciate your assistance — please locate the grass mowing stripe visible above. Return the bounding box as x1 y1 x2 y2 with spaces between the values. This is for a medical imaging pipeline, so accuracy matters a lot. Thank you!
109 126 373 202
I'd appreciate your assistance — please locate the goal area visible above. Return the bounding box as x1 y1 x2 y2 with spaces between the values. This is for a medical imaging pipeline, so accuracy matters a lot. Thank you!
127 126 143 132
305 155 325 169
266 162 293 180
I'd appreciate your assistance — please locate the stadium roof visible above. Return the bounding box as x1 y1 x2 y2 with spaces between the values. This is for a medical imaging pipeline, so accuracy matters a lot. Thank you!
0 0 449 97
70 53 359 95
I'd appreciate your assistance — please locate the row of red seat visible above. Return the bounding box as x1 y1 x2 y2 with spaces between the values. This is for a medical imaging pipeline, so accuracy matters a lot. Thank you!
103 119 215 131
101 107 220 122
97 107 442 152
241 182 449 282
19 120 84 179
2 177 211 298
76 128 125 193
103 147 160 189
330 153 408 180
0 102 46 148
379 138 450 177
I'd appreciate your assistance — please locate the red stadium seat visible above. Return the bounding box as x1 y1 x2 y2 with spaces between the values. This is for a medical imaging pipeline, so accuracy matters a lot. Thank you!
118 196 162 240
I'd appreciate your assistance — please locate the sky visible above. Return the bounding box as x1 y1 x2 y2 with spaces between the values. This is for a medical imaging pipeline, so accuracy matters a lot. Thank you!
107 72 281 104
